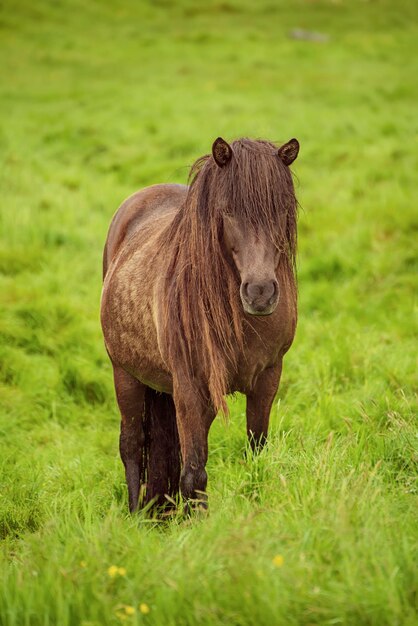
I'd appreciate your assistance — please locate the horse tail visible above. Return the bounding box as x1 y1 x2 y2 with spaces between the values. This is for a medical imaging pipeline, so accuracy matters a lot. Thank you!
141 387 181 508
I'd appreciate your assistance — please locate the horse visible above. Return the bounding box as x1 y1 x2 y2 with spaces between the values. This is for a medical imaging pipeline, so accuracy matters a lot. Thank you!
100 136 300 512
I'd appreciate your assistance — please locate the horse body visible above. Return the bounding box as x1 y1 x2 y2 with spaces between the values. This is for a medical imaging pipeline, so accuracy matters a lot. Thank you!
102 185 295 394
102 184 187 393
101 137 299 511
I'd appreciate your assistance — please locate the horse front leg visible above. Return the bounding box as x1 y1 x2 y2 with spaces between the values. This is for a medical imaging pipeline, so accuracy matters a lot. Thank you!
173 381 216 510
113 365 146 512
246 361 282 452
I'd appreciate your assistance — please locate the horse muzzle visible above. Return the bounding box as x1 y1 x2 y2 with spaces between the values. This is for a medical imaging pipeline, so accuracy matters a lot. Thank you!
240 279 279 316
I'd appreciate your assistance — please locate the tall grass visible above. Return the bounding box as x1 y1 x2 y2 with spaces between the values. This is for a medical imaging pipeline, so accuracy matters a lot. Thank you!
0 1 417 624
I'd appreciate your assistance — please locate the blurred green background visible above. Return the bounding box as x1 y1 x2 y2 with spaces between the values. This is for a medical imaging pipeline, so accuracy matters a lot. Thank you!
0 1 417 625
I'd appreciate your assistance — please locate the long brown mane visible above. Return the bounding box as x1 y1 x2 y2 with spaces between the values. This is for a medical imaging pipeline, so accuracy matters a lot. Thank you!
160 138 298 413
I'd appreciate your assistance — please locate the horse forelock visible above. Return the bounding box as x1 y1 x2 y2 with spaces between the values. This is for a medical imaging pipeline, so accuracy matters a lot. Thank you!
160 138 298 413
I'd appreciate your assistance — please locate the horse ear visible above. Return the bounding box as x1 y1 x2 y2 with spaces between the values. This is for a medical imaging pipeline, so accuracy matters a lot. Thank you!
277 138 299 166
212 137 233 168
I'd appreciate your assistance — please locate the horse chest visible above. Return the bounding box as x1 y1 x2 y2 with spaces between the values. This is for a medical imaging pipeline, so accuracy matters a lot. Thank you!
233 305 296 393
233 345 277 394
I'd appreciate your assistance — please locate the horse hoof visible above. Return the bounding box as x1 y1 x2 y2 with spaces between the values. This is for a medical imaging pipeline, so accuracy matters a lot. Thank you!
183 498 208 517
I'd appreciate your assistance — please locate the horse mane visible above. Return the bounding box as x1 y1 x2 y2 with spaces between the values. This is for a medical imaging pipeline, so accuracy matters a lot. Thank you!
160 138 298 413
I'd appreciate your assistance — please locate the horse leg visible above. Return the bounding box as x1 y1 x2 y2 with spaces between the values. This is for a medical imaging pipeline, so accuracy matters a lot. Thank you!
145 389 181 509
173 383 216 509
246 361 282 452
113 365 145 512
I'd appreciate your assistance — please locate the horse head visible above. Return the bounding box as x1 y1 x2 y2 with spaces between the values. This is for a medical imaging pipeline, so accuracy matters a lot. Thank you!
213 136 299 316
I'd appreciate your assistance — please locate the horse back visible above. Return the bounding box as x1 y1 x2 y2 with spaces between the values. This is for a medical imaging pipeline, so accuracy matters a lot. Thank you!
102 183 187 279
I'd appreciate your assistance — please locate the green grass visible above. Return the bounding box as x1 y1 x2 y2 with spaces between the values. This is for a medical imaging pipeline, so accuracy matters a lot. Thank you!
0 0 417 624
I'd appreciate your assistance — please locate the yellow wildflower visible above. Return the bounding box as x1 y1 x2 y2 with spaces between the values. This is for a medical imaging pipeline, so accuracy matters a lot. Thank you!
108 565 127 578
272 554 284 567
124 606 135 615
108 565 119 577
139 603 150 614
80 561 87 568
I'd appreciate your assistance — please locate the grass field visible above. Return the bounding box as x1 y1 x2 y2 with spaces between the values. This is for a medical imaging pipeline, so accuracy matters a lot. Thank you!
0 0 417 624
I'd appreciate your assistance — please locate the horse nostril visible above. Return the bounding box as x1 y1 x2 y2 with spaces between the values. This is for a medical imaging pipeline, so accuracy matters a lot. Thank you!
246 283 260 301
245 280 278 303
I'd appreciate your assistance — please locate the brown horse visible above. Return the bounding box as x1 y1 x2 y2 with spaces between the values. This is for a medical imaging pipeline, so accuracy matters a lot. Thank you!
101 136 299 512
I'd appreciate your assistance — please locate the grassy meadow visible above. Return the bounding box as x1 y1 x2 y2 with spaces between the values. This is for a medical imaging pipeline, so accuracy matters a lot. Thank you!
0 0 417 624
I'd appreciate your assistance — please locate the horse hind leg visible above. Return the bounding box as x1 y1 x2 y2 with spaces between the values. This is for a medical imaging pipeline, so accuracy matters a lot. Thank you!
113 365 146 512
144 389 181 509
113 367 181 512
